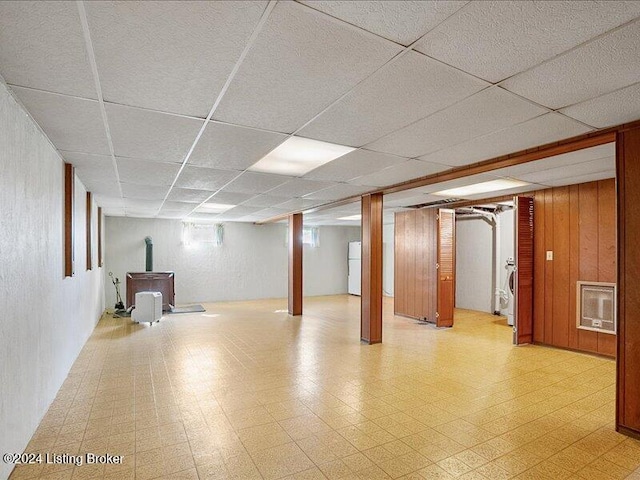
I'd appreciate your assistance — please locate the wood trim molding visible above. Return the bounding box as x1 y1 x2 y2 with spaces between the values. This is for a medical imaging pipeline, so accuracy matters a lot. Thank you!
361 193 383 344
97 207 103 267
86 192 92 271
288 213 303 316
64 163 74 277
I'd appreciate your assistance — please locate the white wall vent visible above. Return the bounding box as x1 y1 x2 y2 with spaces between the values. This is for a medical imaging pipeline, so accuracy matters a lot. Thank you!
577 281 616 335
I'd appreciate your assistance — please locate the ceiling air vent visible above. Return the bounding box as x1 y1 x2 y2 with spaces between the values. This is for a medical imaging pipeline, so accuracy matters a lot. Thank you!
577 282 616 334
409 198 461 209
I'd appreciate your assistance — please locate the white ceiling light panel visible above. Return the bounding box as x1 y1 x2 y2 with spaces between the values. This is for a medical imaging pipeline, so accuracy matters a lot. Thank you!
432 179 530 198
194 203 236 214
249 136 355 177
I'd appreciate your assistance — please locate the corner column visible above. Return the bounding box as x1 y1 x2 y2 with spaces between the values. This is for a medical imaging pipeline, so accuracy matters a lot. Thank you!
288 213 303 316
617 125 640 439
361 193 383 344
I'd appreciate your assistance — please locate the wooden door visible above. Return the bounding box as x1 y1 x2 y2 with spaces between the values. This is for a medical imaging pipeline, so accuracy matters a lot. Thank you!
514 196 534 344
437 209 455 327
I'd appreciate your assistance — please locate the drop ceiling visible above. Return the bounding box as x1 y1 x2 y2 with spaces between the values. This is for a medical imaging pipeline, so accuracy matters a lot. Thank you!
0 1 635 224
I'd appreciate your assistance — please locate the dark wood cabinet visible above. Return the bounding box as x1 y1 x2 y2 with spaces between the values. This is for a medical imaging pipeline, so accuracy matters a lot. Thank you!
126 272 175 311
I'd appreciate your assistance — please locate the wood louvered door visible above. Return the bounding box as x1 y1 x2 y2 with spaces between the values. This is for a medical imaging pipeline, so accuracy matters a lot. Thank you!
437 209 455 327
514 196 534 344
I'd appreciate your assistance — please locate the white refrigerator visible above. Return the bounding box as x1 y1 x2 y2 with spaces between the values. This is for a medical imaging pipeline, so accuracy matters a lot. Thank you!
348 241 361 296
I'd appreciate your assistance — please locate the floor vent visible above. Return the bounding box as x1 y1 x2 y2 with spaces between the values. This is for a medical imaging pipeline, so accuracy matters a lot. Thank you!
577 281 616 334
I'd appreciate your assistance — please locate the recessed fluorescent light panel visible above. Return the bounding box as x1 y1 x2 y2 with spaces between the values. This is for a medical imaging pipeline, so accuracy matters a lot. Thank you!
249 136 355 176
433 179 530 198
337 214 362 221
195 203 235 214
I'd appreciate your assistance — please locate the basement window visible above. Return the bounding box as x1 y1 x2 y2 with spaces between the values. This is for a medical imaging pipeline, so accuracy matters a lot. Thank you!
183 222 224 246
303 226 319 248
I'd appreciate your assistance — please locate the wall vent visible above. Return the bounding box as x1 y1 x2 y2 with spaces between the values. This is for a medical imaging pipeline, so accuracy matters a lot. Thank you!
577 281 616 335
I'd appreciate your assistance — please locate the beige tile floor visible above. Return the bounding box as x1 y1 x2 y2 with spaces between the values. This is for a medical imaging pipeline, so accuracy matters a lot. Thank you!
9 295 640 480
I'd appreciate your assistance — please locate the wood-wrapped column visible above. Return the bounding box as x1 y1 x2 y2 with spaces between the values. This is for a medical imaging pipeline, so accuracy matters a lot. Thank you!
288 213 303 316
361 193 383 344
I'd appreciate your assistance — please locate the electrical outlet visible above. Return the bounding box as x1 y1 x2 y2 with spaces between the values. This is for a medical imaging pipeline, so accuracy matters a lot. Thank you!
546 251 553 261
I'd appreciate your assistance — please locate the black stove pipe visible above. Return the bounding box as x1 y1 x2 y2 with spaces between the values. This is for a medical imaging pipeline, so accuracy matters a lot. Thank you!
145 236 153 272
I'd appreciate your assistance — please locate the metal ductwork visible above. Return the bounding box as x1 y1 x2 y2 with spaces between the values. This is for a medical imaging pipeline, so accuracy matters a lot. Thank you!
144 236 153 272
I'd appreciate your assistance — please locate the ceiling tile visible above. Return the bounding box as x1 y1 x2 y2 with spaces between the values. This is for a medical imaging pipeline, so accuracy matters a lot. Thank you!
94 195 124 208
560 82 640 128
75 161 118 186
501 20 640 109
157 212 185 219
85 1 267 117
0 1 96 98
116 157 180 186
253 207 290 218
298 51 488 147
175 166 240 191
12 87 110 154
220 206 263 218
516 156 615 185
304 148 408 182
242 195 291 208
304 184 373 201
415 1 640 83
103 207 125 217
491 143 615 178
418 112 593 167
299 1 467 46
167 187 214 203
190 121 287 170
544 170 615 187
207 192 255 205
276 198 321 211
383 193 442 208
61 151 112 170
80 178 120 197
366 87 548 158
106 103 203 163
185 212 220 222
121 184 169 200
124 198 164 210
266 179 336 198
222 172 292 194
213 1 402 133
161 201 197 213
349 159 450 187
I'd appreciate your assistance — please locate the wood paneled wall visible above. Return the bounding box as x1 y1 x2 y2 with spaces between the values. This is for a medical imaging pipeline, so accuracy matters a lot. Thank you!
394 209 437 322
532 179 617 357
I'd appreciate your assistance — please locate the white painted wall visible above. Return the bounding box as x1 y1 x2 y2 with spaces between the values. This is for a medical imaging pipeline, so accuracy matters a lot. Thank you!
104 217 360 306
0 83 105 480
455 216 494 313
304 226 360 296
497 208 515 316
455 210 515 315
383 222 394 297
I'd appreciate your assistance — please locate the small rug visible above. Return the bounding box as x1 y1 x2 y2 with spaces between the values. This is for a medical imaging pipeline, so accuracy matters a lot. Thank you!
112 304 206 318
170 305 206 314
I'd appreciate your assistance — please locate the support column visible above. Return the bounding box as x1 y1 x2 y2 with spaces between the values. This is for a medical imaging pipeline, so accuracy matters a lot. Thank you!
617 126 640 439
361 193 383 344
288 213 303 316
